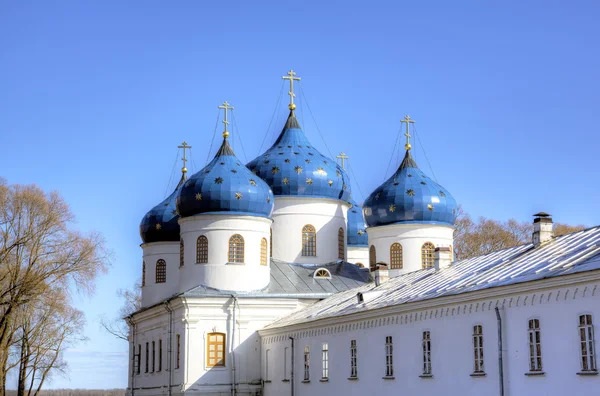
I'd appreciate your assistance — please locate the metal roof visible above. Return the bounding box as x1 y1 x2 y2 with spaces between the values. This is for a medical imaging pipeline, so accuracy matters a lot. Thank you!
182 259 370 299
264 226 600 330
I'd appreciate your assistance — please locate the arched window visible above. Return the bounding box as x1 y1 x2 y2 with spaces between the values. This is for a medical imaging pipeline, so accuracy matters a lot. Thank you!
355 262 364 268
207 332 226 367
260 238 268 266
142 261 146 287
314 268 332 279
156 259 166 283
228 234 244 263
369 245 377 271
338 228 345 260
302 225 316 256
390 243 403 269
179 239 184 267
196 236 208 264
421 242 435 269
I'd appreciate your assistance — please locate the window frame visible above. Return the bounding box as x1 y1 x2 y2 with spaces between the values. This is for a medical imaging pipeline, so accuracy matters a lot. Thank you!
369 245 376 271
145 342 149 373
350 339 357 378
422 331 432 375
196 235 208 264
385 336 394 377
304 346 310 381
206 332 226 368
527 318 543 372
473 325 484 374
179 239 184 267
176 334 181 369
152 340 155 372
313 268 332 279
155 259 166 283
302 225 317 257
260 237 268 266
228 234 245 263
158 339 162 372
579 314 597 372
322 343 329 380
421 242 435 269
137 344 141 375
142 261 146 287
390 242 403 269
338 227 345 260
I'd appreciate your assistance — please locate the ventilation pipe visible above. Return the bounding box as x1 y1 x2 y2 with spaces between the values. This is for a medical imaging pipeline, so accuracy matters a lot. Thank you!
532 212 553 247
434 247 452 270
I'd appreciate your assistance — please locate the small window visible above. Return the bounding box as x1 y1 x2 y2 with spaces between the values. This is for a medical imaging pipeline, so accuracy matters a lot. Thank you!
156 259 166 283
302 225 316 256
176 334 181 369
260 238 268 266
152 341 156 372
579 314 597 372
196 235 208 263
350 340 357 378
207 332 226 367
314 268 332 279
338 227 345 260
142 261 146 287
322 343 329 380
528 319 542 372
473 325 484 373
385 336 393 377
228 234 244 263
179 239 184 267
137 344 141 375
421 242 435 269
158 339 162 372
369 245 377 271
145 342 149 373
390 243 403 269
423 331 432 375
304 346 310 381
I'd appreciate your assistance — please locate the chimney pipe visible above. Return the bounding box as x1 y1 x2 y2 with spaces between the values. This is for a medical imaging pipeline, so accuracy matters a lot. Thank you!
532 212 553 247
434 247 452 270
374 264 389 286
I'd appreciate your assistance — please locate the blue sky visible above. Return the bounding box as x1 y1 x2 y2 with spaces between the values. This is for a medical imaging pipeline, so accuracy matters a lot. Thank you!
1 0 598 389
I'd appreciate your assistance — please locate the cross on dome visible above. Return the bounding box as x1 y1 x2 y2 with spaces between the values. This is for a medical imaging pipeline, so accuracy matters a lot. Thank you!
282 69 301 111
178 141 192 175
401 115 415 151
336 152 349 169
218 101 234 138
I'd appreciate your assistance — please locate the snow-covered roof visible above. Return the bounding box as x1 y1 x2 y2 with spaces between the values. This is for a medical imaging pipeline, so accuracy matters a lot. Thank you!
264 226 600 330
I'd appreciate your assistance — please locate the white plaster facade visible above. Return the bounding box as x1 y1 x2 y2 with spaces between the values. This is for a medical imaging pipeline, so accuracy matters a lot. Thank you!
347 246 368 268
141 242 181 308
259 274 600 396
367 223 454 275
270 197 350 265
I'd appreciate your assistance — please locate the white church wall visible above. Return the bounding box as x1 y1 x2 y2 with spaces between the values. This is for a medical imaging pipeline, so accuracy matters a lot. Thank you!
260 277 600 396
141 242 180 308
347 246 369 267
367 223 454 274
179 214 272 292
271 197 349 265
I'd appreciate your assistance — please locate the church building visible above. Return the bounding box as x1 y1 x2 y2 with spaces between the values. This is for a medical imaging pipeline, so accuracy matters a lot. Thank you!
127 71 599 396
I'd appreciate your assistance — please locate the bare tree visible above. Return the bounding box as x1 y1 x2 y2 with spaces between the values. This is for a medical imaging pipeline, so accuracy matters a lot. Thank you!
0 180 109 394
100 281 141 341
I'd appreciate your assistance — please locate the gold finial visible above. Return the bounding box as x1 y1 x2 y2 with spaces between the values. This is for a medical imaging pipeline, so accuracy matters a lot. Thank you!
218 101 234 138
282 69 301 111
178 141 192 174
336 152 349 169
400 115 415 151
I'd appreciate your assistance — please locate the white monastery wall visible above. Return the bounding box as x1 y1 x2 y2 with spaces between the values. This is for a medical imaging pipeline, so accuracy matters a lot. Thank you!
260 277 600 396
271 197 349 264
347 246 368 268
141 242 181 308
368 223 454 274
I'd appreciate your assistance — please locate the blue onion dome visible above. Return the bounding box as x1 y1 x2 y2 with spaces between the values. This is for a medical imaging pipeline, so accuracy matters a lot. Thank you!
347 199 368 246
140 174 186 244
246 111 351 201
363 150 458 227
177 137 274 218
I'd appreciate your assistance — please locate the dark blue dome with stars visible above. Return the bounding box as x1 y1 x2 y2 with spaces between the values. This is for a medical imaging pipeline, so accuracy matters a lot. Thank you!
140 175 185 244
246 111 351 201
363 150 457 227
347 199 368 246
177 137 274 218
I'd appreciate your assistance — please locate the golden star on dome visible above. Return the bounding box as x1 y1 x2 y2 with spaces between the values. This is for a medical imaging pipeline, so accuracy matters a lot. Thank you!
215 177 224 184
294 166 303 174
272 166 280 175
389 204 396 212
235 192 242 200
317 167 326 175
195 193 202 201
155 223 162 230
282 177 289 185
407 189 415 196
328 180 333 186
427 204 434 211
357 230 364 236
249 179 257 186
306 178 313 185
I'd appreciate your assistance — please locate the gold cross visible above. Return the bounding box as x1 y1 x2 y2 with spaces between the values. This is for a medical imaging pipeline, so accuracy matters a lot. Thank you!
400 115 415 151
282 69 301 111
178 141 192 174
218 101 234 138
336 152 349 169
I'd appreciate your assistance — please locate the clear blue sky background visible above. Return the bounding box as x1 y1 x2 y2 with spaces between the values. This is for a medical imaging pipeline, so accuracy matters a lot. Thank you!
1 0 598 389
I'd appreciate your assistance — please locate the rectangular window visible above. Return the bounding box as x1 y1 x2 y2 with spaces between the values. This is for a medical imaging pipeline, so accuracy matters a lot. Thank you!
304 346 310 381
158 339 162 372
145 342 149 373
152 341 155 372
473 325 484 373
176 334 181 369
137 344 141 375
528 319 542 372
265 349 270 381
284 347 289 380
385 336 393 377
422 331 432 375
322 343 329 380
207 332 226 367
579 314 597 372
350 340 357 378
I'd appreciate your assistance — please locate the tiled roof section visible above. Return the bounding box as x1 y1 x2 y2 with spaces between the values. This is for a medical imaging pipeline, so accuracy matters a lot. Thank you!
182 260 370 298
264 226 600 330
